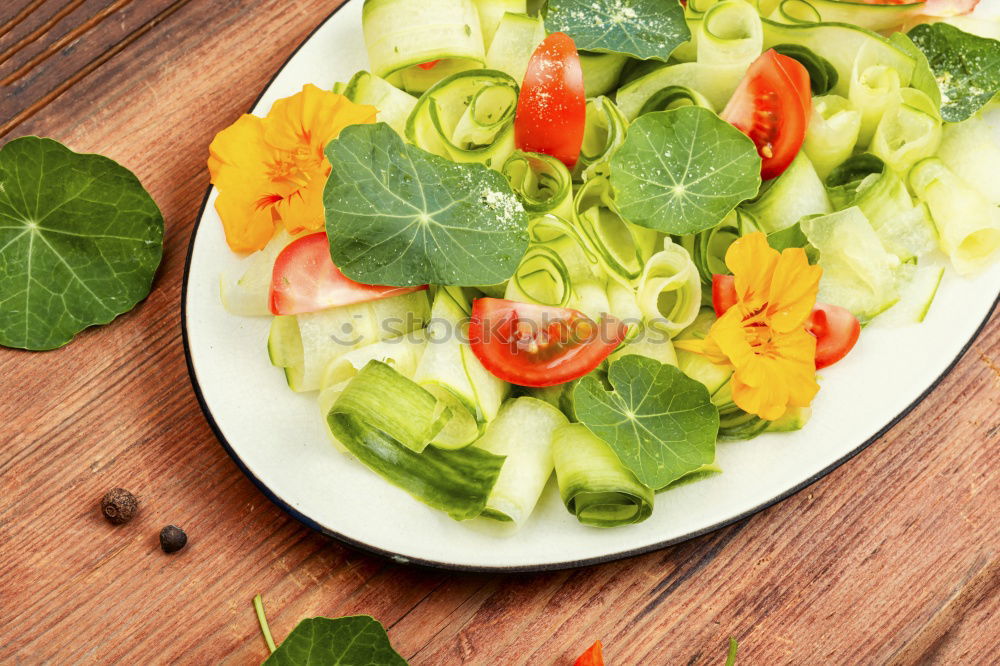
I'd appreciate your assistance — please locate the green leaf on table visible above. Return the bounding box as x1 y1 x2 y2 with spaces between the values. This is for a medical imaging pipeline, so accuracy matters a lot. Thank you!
545 0 690 61
263 616 407 666
324 122 529 287
573 354 719 490
0 137 163 351
610 107 761 235
907 22 1000 122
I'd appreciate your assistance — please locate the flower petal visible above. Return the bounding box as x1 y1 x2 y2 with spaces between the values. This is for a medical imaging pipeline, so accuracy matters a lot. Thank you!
767 247 822 333
725 232 778 309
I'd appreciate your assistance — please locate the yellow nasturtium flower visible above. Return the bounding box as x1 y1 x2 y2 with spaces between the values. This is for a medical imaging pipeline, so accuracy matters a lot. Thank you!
208 84 376 252
676 233 823 421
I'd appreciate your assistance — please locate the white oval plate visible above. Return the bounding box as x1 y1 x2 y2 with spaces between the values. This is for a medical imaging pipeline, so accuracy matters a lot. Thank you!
183 0 1000 571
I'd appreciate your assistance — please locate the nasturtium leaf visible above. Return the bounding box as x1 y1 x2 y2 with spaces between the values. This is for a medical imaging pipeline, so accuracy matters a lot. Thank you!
610 107 761 235
573 354 719 490
545 0 690 62
0 137 163 351
324 123 529 287
264 616 407 666
907 23 1000 123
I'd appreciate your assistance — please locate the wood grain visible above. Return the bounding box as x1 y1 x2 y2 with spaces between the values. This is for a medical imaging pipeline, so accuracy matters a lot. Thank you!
0 0 998 663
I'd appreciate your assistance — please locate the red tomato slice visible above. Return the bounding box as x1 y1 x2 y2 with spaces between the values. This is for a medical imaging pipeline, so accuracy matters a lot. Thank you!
808 303 861 370
514 32 586 169
721 50 812 180
712 274 861 369
469 299 627 388
712 274 738 318
417 60 440 70
573 641 605 666
269 233 427 315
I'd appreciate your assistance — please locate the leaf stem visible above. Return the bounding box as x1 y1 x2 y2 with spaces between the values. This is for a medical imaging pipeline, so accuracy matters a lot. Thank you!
253 594 278 654
726 637 738 666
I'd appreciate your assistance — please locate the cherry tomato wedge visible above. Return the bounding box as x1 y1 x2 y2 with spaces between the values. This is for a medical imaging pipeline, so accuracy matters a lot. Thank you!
807 303 862 370
469 299 627 388
712 274 739 319
721 49 811 180
712 275 861 369
573 641 605 666
269 233 427 316
417 60 440 70
514 32 586 169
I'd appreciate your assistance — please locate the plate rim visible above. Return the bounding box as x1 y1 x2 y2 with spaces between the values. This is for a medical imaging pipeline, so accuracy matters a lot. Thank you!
180 0 1000 573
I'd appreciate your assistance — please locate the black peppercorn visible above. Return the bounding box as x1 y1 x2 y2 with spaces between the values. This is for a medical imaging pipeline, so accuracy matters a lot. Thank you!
159 525 188 554
100 488 138 525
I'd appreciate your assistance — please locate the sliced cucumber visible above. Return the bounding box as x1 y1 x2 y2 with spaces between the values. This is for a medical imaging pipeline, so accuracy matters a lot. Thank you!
343 71 418 136
321 329 428 390
871 264 944 327
614 61 746 119
219 230 298 317
636 238 702 338
761 17 914 98
484 12 545 83
331 361 451 453
936 114 1000 206
743 152 832 234
767 0 922 34
414 287 509 431
362 0 485 79
766 406 811 433
849 62 901 149
475 397 569 525
475 0 527 50
870 89 942 174
399 59 481 96
698 0 764 67
801 207 900 321
803 95 860 181
674 309 733 395
501 151 574 219
579 52 629 98
269 292 431 393
909 158 1000 276
576 96 629 182
406 69 519 167
610 336 679 368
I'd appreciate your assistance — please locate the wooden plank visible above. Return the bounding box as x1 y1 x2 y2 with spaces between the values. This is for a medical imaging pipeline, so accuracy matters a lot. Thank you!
0 0 997 663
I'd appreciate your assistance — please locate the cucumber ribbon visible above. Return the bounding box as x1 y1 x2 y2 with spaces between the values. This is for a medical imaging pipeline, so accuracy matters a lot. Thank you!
552 424 654 527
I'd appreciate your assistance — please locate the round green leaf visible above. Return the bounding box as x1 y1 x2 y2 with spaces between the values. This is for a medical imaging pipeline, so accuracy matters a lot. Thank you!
610 106 761 235
573 354 720 490
0 137 164 351
545 0 691 62
324 123 529 287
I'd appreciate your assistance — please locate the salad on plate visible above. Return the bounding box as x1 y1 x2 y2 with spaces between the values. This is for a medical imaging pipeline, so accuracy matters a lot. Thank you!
208 0 1000 530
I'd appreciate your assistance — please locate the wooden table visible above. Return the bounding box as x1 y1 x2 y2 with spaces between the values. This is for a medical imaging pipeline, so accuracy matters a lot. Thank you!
1 1 998 663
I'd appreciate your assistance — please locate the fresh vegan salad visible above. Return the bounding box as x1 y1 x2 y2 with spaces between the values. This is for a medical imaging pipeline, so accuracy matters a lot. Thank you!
209 0 1000 529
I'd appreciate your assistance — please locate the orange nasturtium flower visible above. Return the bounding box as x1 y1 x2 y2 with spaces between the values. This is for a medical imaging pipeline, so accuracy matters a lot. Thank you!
208 84 376 252
675 233 823 421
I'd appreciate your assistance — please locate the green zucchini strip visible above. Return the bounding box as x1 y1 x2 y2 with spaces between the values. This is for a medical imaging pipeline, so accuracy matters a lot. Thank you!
363 0 485 79
552 424 654 528
636 238 703 338
909 158 1000 277
576 96 629 182
332 361 451 453
803 95 861 180
327 411 505 521
870 89 942 174
573 177 661 285
476 398 569 525
502 151 575 219
406 69 519 166
698 0 763 67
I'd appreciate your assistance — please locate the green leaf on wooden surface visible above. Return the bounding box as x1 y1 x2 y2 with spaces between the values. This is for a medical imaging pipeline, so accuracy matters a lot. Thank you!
610 107 761 236
573 354 719 490
324 122 529 288
263 616 407 666
0 137 163 351
545 0 690 61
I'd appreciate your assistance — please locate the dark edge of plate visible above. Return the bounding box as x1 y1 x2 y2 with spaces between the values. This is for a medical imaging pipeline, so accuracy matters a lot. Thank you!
181 0 1000 574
